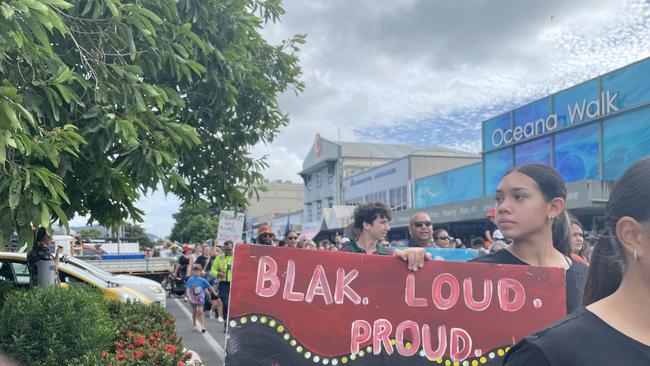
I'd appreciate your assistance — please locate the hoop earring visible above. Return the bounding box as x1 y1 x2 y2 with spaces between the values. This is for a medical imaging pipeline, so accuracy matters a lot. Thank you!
634 250 639 261
545 215 554 223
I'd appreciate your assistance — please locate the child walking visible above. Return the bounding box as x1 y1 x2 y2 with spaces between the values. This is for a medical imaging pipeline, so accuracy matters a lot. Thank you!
185 264 219 333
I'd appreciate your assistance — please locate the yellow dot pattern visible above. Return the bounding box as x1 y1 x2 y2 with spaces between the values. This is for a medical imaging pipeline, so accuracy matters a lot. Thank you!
229 315 510 365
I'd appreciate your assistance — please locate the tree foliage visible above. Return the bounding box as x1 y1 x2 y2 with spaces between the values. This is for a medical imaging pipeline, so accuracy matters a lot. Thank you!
0 0 303 248
169 200 218 244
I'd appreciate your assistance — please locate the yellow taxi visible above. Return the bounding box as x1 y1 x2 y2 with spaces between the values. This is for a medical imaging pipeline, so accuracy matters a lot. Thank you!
0 252 151 304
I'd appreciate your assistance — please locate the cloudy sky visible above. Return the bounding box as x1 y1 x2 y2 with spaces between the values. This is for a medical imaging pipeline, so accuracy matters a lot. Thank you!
73 0 650 237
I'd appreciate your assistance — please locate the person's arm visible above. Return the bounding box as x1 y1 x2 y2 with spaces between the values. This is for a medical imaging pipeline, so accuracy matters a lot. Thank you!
392 247 432 271
485 230 494 244
503 340 552 366
53 247 64 270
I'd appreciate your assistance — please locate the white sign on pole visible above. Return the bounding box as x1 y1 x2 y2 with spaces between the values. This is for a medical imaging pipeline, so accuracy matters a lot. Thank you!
217 210 246 245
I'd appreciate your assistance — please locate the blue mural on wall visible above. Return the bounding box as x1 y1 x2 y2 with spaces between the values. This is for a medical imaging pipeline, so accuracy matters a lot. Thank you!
553 79 600 129
413 164 482 208
513 97 550 130
603 58 650 110
603 106 650 180
484 148 513 196
554 123 600 182
514 136 551 166
482 113 511 151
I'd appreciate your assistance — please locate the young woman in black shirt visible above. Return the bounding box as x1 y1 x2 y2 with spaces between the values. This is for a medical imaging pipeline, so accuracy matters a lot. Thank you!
470 164 588 314
504 158 650 365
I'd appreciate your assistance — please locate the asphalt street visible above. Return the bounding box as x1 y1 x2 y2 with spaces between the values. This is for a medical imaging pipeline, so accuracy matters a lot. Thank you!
166 297 226 366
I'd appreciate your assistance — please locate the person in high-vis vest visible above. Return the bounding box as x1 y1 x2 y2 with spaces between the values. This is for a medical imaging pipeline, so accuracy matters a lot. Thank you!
210 240 234 330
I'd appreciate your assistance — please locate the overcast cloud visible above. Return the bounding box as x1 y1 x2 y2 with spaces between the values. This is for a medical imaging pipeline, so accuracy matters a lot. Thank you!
73 0 650 237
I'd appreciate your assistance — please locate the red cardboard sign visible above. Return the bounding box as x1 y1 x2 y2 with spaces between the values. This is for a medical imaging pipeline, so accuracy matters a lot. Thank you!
225 244 566 366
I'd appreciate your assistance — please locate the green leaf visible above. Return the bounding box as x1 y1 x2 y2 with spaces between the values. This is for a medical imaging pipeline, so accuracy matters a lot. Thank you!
123 25 136 61
0 133 5 165
0 3 14 19
40 202 50 227
39 0 74 10
1 101 22 130
9 179 21 209
136 7 163 25
49 203 69 229
133 89 146 112
104 0 119 17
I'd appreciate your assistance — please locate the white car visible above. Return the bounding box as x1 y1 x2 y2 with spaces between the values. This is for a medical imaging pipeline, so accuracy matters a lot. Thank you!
61 256 166 307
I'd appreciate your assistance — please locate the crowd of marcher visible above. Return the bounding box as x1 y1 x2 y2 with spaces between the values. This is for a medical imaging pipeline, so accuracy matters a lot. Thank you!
161 160 649 364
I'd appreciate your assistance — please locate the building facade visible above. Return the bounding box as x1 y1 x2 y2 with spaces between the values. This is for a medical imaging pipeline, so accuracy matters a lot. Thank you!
391 57 650 239
300 134 478 223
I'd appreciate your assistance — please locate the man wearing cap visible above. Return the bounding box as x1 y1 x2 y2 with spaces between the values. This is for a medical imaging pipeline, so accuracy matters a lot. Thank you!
256 224 275 245
405 212 436 248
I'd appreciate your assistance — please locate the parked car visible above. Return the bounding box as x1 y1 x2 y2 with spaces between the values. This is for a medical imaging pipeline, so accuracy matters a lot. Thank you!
0 252 151 304
61 255 166 306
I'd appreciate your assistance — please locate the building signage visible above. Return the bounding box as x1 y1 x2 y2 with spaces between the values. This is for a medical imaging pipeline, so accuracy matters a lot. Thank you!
491 91 619 148
350 167 397 186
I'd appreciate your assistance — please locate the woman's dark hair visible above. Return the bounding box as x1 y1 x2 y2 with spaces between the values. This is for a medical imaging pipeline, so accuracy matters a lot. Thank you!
583 158 650 305
567 212 587 258
353 202 391 230
433 228 448 240
510 164 571 256
34 227 48 245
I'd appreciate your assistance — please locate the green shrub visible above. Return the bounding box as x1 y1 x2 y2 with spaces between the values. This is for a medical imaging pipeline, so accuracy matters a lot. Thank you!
100 301 185 365
0 285 115 366
0 280 13 309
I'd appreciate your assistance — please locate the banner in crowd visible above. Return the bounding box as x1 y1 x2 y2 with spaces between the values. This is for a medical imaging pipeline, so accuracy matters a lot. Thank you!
392 247 479 262
216 211 246 245
225 244 566 365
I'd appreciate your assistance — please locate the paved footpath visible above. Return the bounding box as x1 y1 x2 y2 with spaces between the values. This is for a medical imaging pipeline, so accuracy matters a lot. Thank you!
166 298 226 366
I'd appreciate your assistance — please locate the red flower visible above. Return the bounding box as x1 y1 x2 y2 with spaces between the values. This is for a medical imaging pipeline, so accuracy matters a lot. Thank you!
125 330 132 338
102 351 109 359
177 361 185 366
115 341 124 350
134 337 146 347
164 343 177 355
135 350 145 359
117 352 126 360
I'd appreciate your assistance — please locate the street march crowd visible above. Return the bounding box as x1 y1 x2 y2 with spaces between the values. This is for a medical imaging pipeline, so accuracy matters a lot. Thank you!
140 159 649 365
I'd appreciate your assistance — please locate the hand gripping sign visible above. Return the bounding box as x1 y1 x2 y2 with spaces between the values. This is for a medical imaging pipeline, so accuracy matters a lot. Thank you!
225 245 566 366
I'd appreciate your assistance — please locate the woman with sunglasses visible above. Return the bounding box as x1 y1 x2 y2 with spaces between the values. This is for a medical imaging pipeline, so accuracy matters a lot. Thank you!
469 164 588 315
504 158 650 365
434 228 454 248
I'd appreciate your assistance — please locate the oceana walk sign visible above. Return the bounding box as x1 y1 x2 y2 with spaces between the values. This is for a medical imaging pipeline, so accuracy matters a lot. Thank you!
491 90 619 148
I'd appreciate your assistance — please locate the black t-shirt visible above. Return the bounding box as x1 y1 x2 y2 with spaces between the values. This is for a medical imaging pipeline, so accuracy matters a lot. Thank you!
503 307 650 365
469 249 588 314
195 255 208 270
177 255 190 278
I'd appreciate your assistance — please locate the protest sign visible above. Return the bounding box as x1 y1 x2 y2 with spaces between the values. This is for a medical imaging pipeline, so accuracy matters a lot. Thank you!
216 211 245 245
225 244 566 366
393 247 480 262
